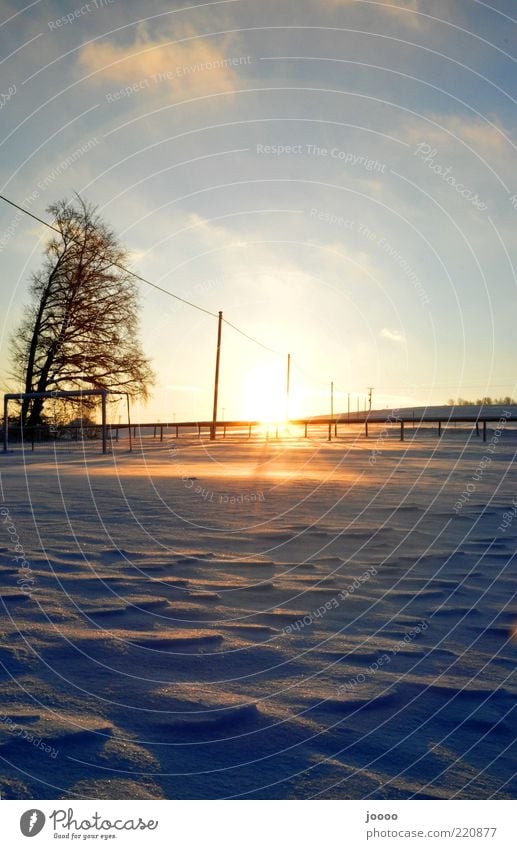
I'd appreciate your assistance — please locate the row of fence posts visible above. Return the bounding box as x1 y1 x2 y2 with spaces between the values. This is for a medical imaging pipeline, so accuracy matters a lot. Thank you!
3 419 494 451
141 419 490 442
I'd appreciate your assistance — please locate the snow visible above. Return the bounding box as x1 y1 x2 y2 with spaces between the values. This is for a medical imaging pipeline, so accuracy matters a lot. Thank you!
0 424 515 799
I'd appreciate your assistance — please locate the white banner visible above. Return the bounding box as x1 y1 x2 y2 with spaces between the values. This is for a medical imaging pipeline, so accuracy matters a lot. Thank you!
1 799 515 848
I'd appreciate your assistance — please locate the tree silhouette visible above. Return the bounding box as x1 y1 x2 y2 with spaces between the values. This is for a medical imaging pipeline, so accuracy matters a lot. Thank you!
10 198 154 426
448 396 515 407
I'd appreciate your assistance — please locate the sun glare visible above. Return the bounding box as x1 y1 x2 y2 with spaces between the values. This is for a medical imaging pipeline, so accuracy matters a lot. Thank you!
242 365 285 424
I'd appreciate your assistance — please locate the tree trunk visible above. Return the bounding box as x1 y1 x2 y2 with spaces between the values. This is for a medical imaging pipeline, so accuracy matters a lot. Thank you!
21 256 66 426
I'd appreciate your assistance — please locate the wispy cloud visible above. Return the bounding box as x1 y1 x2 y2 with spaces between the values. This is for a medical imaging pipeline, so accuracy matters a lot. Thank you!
405 114 513 155
380 327 406 343
322 0 432 29
78 24 249 98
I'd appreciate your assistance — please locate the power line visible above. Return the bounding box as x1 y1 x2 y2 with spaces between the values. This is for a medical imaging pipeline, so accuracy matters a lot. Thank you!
1 191 219 318
2 192 514 406
0 191 65 238
0 192 243 325
222 317 284 357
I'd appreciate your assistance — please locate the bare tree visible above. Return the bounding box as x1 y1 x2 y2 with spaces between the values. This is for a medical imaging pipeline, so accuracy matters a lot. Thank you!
10 198 155 426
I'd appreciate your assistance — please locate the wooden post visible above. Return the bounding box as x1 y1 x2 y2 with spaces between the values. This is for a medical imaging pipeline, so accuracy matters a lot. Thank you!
483 421 487 442
160 425 163 442
400 421 404 441
365 420 368 438
476 422 479 436
224 424 227 438
248 423 252 438
153 426 156 439
438 421 442 437
3 395 8 452
304 422 308 438
101 391 107 455
176 424 179 438
286 353 291 422
210 310 223 440
126 395 133 453
198 423 201 438
328 381 333 441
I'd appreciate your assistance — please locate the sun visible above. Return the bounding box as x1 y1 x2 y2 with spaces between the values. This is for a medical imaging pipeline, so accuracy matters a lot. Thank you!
242 365 285 425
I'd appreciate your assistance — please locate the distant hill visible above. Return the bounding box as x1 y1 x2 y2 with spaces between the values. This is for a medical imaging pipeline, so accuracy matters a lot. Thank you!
312 404 517 423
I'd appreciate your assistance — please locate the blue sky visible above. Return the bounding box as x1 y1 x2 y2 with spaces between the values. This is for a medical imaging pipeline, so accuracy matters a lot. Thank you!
0 0 516 422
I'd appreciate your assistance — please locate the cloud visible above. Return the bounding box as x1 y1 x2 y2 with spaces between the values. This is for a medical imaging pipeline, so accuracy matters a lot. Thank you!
402 112 516 196
326 0 422 7
380 327 406 343
323 0 430 29
405 114 512 156
78 24 249 98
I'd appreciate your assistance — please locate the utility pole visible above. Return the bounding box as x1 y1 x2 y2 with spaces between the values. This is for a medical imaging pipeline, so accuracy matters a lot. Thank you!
328 381 334 442
367 386 374 414
210 311 223 440
286 353 291 422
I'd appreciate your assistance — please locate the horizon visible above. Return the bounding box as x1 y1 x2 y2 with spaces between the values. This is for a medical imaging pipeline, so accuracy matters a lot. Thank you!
1 0 516 423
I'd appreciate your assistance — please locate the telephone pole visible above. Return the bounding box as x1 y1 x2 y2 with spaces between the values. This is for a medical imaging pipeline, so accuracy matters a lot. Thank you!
328 381 334 441
210 311 223 440
367 386 374 413
286 353 291 422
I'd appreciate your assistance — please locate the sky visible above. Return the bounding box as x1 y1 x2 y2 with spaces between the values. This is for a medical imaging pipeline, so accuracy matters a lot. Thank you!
0 0 516 423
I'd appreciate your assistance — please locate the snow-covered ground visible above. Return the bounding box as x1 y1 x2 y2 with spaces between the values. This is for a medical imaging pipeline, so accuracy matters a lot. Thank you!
0 424 515 799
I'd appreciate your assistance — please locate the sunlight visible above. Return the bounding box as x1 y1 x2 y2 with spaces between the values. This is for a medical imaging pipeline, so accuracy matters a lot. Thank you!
241 364 285 424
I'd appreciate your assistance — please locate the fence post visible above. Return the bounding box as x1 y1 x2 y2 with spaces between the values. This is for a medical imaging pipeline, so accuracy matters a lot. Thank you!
101 391 107 455
3 395 8 453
